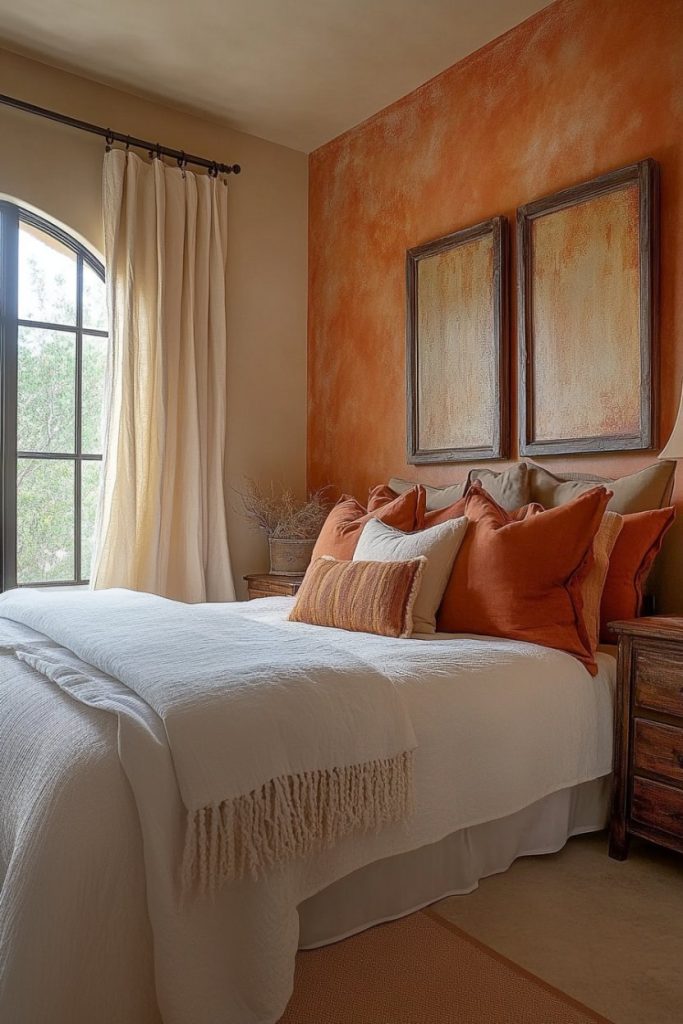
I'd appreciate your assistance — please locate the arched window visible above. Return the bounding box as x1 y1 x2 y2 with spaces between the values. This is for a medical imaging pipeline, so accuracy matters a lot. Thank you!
0 202 107 589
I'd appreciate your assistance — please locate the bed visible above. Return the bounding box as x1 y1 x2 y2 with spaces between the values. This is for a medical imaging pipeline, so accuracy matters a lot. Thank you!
0 589 615 1024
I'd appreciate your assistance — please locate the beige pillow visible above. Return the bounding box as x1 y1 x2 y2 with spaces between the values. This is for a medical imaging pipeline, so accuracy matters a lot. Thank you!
467 463 530 511
389 462 530 513
354 515 469 633
580 511 623 653
388 476 467 511
525 461 676 515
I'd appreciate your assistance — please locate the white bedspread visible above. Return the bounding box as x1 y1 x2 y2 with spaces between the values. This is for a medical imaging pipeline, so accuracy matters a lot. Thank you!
0 587 416 891
0 594 615 1024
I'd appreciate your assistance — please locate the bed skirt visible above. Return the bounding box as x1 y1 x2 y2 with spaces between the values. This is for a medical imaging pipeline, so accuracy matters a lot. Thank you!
298 775 610 948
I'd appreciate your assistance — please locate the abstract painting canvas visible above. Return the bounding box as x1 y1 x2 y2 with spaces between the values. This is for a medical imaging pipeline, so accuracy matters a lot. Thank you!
406 217 508 463
517 159 658 456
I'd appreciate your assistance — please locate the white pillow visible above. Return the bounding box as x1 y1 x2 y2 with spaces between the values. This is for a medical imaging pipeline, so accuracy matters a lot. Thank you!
354 516 468 634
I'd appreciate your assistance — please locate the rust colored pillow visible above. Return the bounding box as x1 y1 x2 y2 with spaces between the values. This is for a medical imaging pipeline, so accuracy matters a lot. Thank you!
367 484 402 512
511 504 621 655
436 484 611 674
423 497 467 528
312 487 425 561
424 498 541 528
600 507 676 643
289 556 426 638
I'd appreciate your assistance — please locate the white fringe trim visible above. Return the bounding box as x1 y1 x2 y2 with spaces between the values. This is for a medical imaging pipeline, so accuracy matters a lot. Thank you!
181 750 414 896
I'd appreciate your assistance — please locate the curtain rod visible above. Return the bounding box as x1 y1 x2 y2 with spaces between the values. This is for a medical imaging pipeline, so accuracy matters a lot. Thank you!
0 92 241 175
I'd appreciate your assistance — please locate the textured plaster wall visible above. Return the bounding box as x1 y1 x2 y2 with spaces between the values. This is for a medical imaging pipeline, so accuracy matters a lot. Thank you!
308 0 683 610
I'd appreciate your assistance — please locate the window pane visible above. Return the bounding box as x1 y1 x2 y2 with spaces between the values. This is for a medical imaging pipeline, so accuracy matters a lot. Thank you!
17 327 76 453
18 221 77 326
82 335 108 454
81 461 102 580
82 263 107 331
17 458 74 583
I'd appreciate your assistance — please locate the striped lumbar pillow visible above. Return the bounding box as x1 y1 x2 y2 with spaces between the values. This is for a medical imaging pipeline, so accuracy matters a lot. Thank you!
289 556 426 639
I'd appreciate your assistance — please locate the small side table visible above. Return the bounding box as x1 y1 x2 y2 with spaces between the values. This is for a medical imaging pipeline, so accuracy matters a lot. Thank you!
609 616 683 861
244 572 305 600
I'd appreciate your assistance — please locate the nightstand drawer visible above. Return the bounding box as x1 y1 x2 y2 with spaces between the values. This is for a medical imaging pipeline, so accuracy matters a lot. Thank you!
632 777 683 839
633 719 683 786
634 648 683 719
248 586 278 599
609 618 683 861
244 572 304 600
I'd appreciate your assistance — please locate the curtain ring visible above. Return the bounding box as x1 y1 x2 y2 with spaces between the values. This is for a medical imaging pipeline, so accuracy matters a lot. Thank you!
105 131 114 153
177 151 187 178
209 161 219 179
125 136 131 151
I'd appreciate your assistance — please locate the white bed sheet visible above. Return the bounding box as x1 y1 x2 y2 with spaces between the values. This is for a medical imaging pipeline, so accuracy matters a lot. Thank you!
0 597 616 1024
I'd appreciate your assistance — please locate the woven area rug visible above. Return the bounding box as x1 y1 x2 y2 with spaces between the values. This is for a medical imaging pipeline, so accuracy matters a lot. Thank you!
279 909 613 1023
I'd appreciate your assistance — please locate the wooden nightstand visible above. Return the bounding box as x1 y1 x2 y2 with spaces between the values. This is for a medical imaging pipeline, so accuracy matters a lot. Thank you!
243 572 305 600
609 617 683 861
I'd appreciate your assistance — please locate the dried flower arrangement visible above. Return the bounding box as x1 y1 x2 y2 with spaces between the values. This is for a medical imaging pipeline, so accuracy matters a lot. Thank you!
238 479 331 540
237 480 332 574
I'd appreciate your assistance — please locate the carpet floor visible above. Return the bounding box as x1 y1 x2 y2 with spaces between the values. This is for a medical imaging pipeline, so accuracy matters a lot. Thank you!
281 832 683 1023
280 908 611 1023
435 832 683 1024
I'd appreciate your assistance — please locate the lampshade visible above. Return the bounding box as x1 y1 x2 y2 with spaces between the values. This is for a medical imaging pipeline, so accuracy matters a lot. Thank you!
659 384 683 460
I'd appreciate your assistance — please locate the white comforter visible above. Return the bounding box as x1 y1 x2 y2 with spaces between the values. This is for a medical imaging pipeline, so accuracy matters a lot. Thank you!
0 587 416 891
0 594 615 1024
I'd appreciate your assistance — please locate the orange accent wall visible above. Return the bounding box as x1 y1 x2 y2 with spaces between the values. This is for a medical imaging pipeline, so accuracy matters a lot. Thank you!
307 0 683 608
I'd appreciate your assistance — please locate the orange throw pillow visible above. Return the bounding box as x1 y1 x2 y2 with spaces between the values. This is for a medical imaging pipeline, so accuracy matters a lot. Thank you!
472 502 618 656
436 484 610 674
423 497 467 528
599 507 676 643
425 498 541 528
289 556 425 638
312 487 425 561
367 484 402 512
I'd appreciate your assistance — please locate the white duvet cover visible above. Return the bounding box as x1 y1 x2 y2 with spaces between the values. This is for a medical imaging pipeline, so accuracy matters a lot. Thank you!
0 594 615 1024
0 587 417 893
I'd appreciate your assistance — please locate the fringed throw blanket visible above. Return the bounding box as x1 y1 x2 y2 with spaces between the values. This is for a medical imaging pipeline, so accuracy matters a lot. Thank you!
0 589 416 895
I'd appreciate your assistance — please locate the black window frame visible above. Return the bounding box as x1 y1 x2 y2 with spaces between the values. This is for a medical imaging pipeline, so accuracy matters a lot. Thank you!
0 201 106 590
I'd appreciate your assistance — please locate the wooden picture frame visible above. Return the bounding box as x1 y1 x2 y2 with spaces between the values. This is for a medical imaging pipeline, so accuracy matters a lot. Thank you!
517 159 659 457
406 216 509 464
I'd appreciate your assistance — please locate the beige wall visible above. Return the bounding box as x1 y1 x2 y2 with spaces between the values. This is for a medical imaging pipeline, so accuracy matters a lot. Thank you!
0 47 308 597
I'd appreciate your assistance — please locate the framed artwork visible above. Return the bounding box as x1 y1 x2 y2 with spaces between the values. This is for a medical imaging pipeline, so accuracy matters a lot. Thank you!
517 159 659 456
406 216 509 464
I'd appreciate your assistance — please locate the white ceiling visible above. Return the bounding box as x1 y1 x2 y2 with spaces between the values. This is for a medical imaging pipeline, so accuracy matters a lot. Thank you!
0 0 549 152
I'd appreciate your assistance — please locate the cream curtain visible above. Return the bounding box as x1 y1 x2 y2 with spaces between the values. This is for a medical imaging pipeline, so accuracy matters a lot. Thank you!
91 149 235 602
